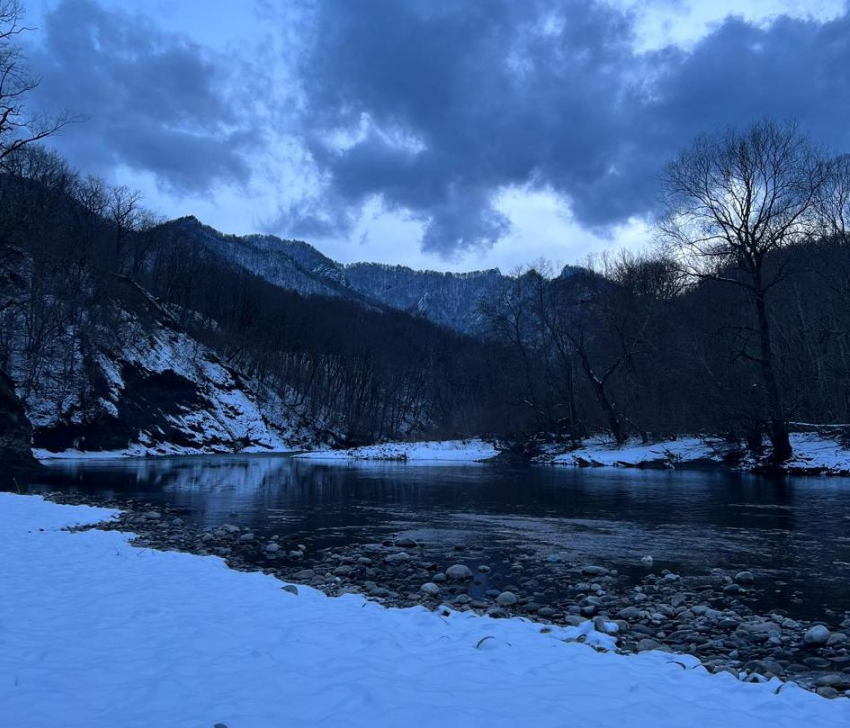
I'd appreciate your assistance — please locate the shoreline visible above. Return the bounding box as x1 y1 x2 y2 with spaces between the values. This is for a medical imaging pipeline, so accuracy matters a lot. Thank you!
30 432 850 476
39 489 850 698
7 494 848 727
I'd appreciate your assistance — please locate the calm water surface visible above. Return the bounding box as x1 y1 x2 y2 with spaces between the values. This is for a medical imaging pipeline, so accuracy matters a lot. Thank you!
27 455 850 621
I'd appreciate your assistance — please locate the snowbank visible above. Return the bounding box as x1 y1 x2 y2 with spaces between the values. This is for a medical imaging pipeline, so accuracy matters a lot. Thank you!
299 438 499 463
1 493 847 728
785 433 850 473
549 436 718 468
34 442 297 461
547 433 850 473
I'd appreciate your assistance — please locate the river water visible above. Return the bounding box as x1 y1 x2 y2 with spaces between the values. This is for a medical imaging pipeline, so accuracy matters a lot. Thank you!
26 454 850 622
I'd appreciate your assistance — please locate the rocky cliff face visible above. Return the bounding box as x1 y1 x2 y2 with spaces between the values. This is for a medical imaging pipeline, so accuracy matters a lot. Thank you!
167 217 505 334
1 253 312 457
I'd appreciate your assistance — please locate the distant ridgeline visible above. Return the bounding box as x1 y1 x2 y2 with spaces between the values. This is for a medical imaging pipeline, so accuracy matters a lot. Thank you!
2 147 850 461
169 216 507 335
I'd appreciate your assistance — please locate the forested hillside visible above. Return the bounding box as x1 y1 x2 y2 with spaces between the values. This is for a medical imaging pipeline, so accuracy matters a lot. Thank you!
1 133 849 462
0 148 523 453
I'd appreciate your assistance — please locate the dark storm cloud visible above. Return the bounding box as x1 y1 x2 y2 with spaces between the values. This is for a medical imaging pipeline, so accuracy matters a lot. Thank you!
288 0 850 256
27 0 257 193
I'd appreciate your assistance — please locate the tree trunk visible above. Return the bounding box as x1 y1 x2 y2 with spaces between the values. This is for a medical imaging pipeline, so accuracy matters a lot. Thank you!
575 347 626 445
753 290 792 463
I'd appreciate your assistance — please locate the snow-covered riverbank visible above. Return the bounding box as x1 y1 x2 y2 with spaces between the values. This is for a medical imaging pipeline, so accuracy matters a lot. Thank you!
541 433 850 474
1 493 847 727
297 438 500 463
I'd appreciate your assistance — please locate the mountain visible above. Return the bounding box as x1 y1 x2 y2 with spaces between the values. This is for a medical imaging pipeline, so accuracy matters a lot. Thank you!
164 217 505 333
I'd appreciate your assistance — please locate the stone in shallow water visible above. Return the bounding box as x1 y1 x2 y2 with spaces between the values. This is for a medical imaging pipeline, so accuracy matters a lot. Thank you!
446 564 473 581
420 582 440 597
581 565 609 577
734 571 755 585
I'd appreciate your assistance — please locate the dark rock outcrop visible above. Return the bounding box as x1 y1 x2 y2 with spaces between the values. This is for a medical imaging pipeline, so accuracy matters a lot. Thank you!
0 368 40 479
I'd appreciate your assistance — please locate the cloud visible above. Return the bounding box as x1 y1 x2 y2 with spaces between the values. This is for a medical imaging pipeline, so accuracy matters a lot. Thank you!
285 0 850 256
21 0 850 259
26 0 258 194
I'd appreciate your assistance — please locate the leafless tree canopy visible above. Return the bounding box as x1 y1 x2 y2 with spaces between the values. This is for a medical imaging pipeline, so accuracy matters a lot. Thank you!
659 119 825 289
0 0 73 169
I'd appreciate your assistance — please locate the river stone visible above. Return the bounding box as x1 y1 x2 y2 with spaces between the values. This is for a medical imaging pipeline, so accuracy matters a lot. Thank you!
201 532 215 542
581 565 609 577
496 591 518 607
803 656 832 669
637 638 661 652
144 511 161 520
804 625 831 646
815 674 847 688
826 632 848 646
394 537 418 548
734 571 755 585
264 542 280 553
239 533 254 542
333 565 354 576
420 582 441 597
432 572 447 583
281 585 298 596
617 606 641 620
294 569 315 580
446 564 474 581
477 565 491 573
816 687 840 699
386 552 411 563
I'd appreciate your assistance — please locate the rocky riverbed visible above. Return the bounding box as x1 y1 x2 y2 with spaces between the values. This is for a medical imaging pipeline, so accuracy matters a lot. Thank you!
50 491 850 699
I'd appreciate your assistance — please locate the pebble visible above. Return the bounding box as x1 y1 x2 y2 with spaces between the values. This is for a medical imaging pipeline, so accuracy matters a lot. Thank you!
281 585 298 596
420 582 441 597
804 624 831 646
734 571 755 585
385 552 411 563
394 537 418 548
581 565 609 577
496 591 518 607
446 564 473 581
265 542 280 553
637 638 661 652
816 686 840 699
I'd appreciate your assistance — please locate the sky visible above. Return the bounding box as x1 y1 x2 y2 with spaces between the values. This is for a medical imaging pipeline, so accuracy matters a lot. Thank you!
19 0 850 272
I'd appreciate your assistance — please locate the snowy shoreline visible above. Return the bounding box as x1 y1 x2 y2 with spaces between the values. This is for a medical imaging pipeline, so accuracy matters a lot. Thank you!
1 492 848 727
296 438 500 463
32 432 850 474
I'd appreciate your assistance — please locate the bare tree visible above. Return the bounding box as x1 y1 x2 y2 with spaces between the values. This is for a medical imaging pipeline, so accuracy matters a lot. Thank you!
817 154 850 244
659 119 826 462
0 0 73 168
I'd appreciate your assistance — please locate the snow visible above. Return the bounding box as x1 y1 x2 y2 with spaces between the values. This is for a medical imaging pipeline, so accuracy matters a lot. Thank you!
786 433 850 473
1 493 847 727
299 438 499 463
549 437 718 468
546 434 850 472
